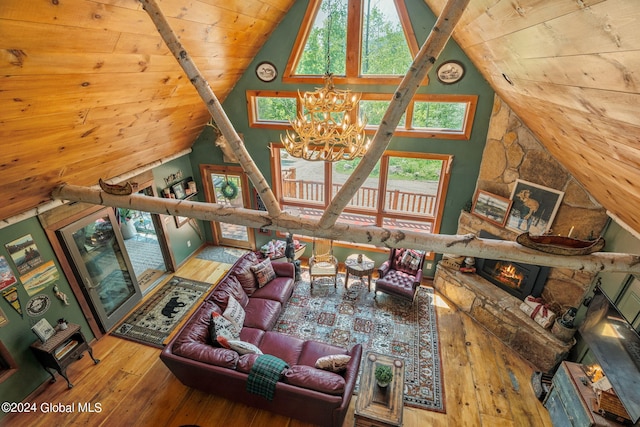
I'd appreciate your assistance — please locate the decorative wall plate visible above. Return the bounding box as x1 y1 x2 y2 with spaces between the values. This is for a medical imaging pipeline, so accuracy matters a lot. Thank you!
436 60 465 84
256 61 277 82
26 294 51 317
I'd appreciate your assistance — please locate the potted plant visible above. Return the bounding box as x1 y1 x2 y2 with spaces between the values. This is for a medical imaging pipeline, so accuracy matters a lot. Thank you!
375 364 393 388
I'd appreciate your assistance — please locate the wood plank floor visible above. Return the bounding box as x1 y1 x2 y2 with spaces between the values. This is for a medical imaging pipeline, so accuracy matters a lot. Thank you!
3 254 553 427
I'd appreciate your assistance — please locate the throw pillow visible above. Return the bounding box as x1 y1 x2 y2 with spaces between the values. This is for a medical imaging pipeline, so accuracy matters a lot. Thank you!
217 336 263 355
400 249 423 271
223 296 245 335
250 258 277 288
209 311 239 345
315 354 351 373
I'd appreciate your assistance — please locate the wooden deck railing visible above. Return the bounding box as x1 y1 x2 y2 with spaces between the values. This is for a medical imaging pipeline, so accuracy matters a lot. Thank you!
282 175 437 216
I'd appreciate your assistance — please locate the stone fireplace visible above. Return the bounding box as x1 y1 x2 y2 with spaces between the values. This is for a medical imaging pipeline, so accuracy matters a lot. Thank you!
433 212 581 372
432 96 609 372
475 231 549 300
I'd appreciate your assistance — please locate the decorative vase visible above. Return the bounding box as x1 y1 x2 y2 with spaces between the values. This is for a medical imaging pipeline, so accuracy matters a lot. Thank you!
551 318 576 342
120 219 137 240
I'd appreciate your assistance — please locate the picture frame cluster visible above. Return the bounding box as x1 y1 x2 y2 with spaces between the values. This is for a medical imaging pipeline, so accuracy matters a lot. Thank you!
471 179 564 235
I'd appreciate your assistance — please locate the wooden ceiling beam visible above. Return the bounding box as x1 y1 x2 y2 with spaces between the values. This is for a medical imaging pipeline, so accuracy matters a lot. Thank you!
51 183 640 274
139 0 282 218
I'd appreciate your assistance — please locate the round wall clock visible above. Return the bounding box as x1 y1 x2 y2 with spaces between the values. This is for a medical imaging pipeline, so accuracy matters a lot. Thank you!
436 60 465 84
256 61 278 82
26 294 51 317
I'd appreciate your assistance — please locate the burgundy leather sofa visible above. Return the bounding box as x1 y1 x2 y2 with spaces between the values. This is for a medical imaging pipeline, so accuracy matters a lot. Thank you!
160 251 362 427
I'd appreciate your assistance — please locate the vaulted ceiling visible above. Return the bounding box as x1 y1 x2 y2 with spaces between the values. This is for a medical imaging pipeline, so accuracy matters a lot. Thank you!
1 0 639 235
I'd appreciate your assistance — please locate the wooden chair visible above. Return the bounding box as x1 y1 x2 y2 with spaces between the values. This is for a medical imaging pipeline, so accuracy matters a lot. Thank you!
308 238 338 289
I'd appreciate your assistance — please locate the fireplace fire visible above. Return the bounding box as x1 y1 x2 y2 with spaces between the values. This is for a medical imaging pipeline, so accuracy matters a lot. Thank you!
493 262 525 289
475 231 550 300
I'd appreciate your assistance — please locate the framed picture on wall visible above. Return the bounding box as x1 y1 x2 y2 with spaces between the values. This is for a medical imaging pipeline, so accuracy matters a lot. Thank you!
172 182 186 199
0 307 8 327
505 179 564 235
471 190 512 227
175 215 189 228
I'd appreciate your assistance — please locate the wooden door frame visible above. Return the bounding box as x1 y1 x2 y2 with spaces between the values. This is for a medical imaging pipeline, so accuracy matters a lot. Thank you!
200 164 256 250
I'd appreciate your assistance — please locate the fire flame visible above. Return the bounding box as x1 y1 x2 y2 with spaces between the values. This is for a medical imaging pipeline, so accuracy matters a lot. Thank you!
495 262 524 288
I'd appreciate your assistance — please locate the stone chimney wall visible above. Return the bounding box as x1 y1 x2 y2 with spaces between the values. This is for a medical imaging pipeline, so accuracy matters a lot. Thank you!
468 95 609 312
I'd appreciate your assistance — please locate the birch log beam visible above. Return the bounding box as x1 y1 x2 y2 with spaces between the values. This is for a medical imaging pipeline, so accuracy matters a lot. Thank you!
139 0 281 218
318 0 470 230
52 183 640 274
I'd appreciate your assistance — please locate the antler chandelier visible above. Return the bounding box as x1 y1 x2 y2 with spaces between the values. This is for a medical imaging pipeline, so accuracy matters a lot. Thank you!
281 74 370 162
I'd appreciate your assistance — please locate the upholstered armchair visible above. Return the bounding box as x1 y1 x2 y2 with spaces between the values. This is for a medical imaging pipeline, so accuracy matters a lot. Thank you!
375 248 426 302
308 238 338 289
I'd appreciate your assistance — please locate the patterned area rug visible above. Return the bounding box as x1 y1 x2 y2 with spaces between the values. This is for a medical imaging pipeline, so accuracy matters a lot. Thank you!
111 276 214 348
195 246 250 264
274 272 445 413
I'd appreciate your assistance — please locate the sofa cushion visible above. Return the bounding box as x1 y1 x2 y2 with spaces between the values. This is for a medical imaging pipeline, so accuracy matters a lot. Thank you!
250 276 295 305
212 275 249 309
239 327 265 346
297 340 349 367
232 256 259 296
258 331 305 367
315 354 351 373
243 298 282 331
223 296 245 335
236 353 261 374
251 258 276 287
284 365 346 395
218 336 263 355
209 311 239 344
399 248 423 272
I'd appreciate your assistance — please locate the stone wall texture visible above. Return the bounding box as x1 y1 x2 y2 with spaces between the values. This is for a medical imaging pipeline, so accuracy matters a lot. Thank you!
470 95 609 312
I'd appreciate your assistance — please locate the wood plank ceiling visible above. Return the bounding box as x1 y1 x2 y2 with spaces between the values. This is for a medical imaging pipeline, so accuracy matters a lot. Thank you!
1 0 640 235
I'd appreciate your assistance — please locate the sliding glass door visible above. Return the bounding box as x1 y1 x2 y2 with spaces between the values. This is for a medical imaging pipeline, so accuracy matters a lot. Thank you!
58 208 142 331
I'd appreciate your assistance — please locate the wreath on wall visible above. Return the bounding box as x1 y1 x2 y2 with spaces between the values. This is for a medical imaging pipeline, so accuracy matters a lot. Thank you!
220 180 239 200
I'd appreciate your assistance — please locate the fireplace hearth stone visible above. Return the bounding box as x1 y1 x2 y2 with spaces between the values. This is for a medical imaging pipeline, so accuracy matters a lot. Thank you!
433 263 573 372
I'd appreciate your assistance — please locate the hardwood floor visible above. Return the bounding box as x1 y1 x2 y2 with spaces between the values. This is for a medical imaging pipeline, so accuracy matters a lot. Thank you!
3 254 553 427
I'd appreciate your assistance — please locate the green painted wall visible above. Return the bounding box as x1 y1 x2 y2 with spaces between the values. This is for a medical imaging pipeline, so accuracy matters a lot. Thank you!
153 156 206 266
0 218 94 417
190 0 495 276
0 157 203 417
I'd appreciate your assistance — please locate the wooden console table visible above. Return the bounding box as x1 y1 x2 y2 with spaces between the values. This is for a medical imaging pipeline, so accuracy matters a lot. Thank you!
355 352 405 427
30 323 100 389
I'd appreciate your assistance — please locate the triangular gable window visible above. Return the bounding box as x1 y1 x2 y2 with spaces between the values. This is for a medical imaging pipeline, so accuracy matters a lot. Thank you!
284 0 419 85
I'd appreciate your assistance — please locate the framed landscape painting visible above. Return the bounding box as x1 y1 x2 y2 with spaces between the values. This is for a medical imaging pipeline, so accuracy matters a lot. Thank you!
471 190 512 226
506 179 564 235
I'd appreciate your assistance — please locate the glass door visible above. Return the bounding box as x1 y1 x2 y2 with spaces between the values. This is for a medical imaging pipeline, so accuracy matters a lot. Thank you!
201 165 255 249
58 208 142 331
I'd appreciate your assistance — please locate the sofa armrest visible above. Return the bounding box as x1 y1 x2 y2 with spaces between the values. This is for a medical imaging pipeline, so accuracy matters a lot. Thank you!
272 261 294 278
334 344 362 423
377 260 391 278
414 269 423 286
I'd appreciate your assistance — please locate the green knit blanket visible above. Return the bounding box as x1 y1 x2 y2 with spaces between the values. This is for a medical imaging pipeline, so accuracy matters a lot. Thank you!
246 354 289 400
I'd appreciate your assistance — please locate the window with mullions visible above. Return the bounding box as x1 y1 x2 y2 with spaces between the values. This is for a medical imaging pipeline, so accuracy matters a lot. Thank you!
285 0 418 84
271 144 451 247
247 90 477 139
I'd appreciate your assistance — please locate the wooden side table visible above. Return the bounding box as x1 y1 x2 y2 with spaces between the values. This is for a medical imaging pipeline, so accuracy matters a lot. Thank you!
345 253 375 291
355 352 404 427
30 323 100 389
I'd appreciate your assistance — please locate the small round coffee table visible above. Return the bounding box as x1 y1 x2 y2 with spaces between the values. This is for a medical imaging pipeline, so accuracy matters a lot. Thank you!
344 253 375 291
